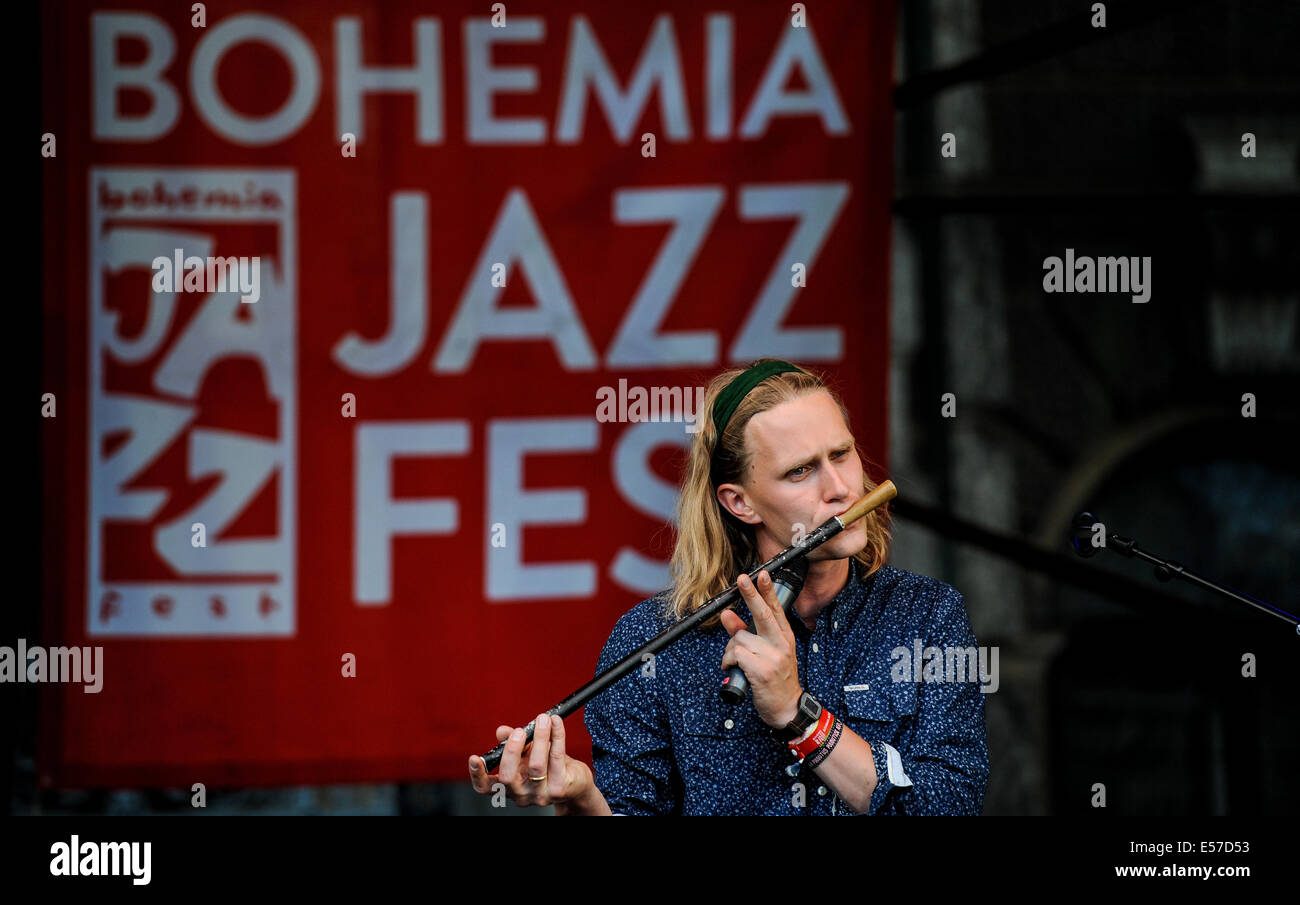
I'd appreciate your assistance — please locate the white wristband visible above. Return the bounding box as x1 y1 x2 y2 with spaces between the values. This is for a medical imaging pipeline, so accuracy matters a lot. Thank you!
793 717 820 744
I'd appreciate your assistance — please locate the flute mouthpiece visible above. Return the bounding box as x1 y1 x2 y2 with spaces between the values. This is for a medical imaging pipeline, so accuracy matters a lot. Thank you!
837 480 897 526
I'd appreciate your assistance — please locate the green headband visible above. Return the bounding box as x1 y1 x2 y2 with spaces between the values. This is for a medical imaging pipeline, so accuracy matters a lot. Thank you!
711 360 806 435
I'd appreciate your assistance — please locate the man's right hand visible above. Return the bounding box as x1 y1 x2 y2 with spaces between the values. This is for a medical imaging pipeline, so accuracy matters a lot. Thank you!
467 713 612 815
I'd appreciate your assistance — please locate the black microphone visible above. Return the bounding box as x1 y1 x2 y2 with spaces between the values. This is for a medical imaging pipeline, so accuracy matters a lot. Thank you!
1071 511 1101 558
720 557 810 704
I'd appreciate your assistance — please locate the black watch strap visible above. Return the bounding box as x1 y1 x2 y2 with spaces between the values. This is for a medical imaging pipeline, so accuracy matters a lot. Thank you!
771 690 822 743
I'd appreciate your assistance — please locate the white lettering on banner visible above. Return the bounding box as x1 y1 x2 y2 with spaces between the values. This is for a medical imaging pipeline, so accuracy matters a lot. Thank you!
336 18 443 143
485 419 599 601
738 18 849 138
91 13 180 140
434 189 598 372
609 422 691 593
354 423 469 605
731 183 850 361
351 418 694 604
334 182 849 374
90 12 850 146
705 14 732 139
93 395 192 520
556 14 692 143
82 11 868 616
606 187 725 367
464 17 546 143
88 168 296 636
331 192 428 376
189 14 320 146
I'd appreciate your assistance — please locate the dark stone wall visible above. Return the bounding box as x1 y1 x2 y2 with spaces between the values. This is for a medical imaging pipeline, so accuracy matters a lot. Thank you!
889 0 1299 814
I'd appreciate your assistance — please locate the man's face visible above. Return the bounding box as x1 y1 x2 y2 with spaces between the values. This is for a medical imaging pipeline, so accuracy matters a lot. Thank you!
717 390 868 562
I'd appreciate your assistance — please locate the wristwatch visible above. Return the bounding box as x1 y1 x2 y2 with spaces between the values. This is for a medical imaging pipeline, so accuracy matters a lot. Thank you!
770 690 822 743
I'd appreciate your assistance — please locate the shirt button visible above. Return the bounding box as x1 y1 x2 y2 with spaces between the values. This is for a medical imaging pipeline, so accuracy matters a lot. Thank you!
817 786 828 796
786 763 800 777
833 621 838 630
723 719 734 730
812 643 819 653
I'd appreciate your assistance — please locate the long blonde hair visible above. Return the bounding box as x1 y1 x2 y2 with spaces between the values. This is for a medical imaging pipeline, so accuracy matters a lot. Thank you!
666 360 892 625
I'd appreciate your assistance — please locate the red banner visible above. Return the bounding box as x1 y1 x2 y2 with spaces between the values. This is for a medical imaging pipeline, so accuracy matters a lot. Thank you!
40 0 896 786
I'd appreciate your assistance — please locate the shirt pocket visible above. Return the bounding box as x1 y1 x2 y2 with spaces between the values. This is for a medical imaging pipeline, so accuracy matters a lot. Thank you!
839 681 918 747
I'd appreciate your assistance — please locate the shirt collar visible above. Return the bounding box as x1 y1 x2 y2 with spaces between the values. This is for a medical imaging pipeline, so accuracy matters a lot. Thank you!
787 556 869 636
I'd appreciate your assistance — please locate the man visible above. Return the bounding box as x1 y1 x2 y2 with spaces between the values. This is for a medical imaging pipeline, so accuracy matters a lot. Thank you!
468 359 989 815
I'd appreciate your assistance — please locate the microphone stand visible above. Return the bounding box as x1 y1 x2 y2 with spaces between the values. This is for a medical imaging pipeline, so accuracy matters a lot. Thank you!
477 480 898 771
1071 511 1298 632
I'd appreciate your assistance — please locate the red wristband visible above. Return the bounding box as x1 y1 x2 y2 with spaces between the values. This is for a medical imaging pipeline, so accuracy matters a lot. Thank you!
788 707 835 759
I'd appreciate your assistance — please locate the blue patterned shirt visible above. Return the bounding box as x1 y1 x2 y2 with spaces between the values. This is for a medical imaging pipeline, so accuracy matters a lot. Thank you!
584 559 989 815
